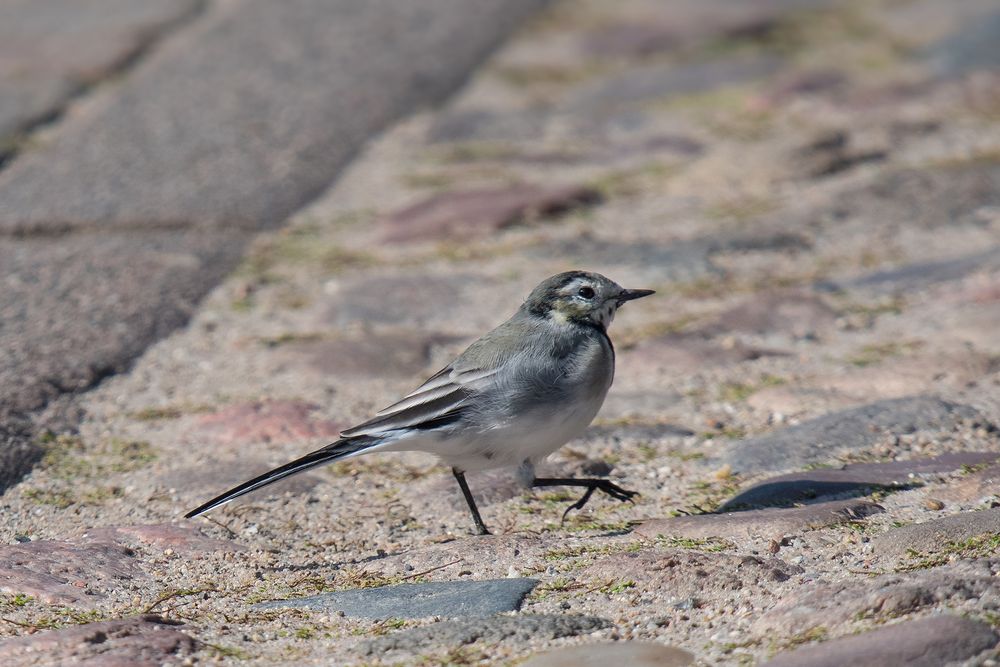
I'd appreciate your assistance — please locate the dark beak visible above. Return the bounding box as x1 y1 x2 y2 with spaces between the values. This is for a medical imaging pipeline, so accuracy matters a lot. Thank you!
617 288 655 305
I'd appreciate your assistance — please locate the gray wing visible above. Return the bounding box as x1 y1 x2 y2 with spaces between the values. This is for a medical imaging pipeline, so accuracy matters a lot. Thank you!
340 317 531 438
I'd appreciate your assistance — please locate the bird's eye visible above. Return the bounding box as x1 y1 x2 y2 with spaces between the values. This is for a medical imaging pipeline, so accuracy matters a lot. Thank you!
577 286 596 299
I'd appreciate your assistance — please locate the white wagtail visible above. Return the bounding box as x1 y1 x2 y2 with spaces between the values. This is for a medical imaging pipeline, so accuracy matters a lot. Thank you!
186 271 654 535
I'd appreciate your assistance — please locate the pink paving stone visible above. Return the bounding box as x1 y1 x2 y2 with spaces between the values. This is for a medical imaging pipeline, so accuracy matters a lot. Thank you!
380 183 600 243
762 615 998 667
190 399 343 446
81 523 245 554
635 499 884 541
0 615 198 667
0 539 142 606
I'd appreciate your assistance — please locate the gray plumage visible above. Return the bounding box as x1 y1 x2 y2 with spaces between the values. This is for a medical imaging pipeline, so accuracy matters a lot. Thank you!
186 271 654 534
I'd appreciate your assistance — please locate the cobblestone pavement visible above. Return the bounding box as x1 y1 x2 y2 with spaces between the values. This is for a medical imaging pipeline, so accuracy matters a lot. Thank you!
2 0 1000 664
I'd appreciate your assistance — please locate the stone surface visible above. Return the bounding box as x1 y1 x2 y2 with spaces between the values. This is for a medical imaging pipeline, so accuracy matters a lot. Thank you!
0 615 198 667
286 332 464 378
702 290 838 338
0 539 140 606
821 163 1000 232
0 0 547 491
157 460 323 500
380 184 600 243
324 274 479 326
926 9 1000 75
521 641 694 667
723 397 988 473
359 614 610 657
636 500 884 540
721 452 1000 509
0 0 202 146
190 400 343 446
568 56 779 109
754 559 1000 636
255 578 539 618
762 615 998 667
872 506 1000 562
839 248 1000 295
80 523 245 554
581 551 803 600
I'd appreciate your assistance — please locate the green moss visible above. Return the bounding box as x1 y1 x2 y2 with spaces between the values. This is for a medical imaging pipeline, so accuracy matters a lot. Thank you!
898 533 1000 572
660 536 734 552
848 340 921 367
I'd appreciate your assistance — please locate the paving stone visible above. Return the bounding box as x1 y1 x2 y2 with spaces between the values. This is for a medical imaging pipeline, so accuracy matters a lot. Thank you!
620 333 790 376
926 9 1000 75
754 559 1000 637
0 539 142 606
813 348 996 401
0 0 202 146
158 459 324 500
324 274 479 326
427 108 550 143
721 452 1000 509
380 184 600 243
567 56 780 109
522 641 694 667
285 332 465 378
762 615 998 667
761 68 847 104
723 397 988 474
872 507 1000 563
636 500 884 541
821 163 1000 233
358 614 610 657
838 248 1000 295
701 289 838 338
937 463 1000 503
189 400 343 446
0 615 198 667
255 578 539 618
578 0 833 60
80 523 245 554
581 551 802 601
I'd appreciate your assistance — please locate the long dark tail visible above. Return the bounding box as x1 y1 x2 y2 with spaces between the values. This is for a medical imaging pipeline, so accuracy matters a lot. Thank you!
184 436 378 518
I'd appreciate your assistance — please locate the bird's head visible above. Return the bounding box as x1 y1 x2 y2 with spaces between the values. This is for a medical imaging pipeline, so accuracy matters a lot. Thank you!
523 271 655 330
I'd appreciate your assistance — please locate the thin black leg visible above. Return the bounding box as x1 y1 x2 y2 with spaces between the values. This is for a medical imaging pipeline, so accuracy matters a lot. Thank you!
453 468 491 536
532 477 638 522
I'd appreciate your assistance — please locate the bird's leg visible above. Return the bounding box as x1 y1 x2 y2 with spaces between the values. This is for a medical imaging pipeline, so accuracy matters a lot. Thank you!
452 468 491 536
531 477 638 523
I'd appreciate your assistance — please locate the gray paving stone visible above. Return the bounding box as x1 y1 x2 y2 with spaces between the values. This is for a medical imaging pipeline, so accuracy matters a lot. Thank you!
721 452 1000 509
872 506 1000 562
567 56 780 109
381 184 600 243
762 615 998 667
723 397 988 474
637 499 884 540
926 9 1000 75
835 248 1000 295
0 615 198 667
522 641 694 667
255 578 539 619
755 558 1000 637
0 0 202 148
358 614 610 657
0 0 547 491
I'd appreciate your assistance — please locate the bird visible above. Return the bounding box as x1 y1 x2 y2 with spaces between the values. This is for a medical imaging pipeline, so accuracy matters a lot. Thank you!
185 270 654 535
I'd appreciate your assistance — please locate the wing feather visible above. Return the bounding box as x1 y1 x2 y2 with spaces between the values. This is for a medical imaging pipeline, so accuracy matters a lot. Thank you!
340 365 499 437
